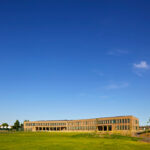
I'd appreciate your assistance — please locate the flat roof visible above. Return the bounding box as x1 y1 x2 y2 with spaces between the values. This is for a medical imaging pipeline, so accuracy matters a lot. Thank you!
25 115 137 122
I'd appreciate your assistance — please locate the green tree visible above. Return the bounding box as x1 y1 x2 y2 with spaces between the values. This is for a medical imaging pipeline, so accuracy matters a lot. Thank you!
146 118 150 131
13 120 20 130
24 120 29 122
148 118 150 125
2 123 9 127
20 123 24 128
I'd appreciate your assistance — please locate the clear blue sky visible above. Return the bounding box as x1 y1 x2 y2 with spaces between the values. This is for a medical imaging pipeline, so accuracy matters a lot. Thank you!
0 0 150 125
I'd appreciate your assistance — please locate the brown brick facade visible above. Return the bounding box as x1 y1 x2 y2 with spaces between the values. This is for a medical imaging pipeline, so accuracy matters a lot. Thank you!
24 116 139 132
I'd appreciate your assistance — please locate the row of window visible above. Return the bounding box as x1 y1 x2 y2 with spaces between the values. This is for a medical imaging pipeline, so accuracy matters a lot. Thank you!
116 125 130 130
68 121 96 126
25 123 66 126
98 119 130 124
67 126 96 130
25 119 138 127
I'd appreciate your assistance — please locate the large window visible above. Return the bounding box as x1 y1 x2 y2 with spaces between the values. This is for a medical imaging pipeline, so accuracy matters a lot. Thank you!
135 120 138 124
113 120 116 124
116 125 119 130
128 119 130 123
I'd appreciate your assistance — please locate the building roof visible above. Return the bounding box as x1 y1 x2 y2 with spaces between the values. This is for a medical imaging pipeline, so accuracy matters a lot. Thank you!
25 115 137 122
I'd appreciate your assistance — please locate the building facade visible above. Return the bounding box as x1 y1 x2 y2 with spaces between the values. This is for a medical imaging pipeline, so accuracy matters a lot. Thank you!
24 116 139 132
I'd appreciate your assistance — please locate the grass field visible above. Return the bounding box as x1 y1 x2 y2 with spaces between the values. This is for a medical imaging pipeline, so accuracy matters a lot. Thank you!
0 132 150 150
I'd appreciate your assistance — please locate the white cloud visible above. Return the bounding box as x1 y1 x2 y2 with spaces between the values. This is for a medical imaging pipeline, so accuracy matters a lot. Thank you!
107 49 128 56
133 61 149 76
133 61 149 69
105 82 129 90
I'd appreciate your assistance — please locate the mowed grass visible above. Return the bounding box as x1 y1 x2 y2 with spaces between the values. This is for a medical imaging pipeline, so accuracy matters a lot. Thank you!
0 132 150 150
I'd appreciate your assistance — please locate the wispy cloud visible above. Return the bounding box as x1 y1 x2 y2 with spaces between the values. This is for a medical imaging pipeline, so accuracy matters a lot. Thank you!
105 82 129 90
133 61 149 69
107 49 128 56
133 61 149 76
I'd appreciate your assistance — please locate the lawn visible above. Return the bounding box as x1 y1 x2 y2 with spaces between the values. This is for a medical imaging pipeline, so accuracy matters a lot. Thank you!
0 132 150 150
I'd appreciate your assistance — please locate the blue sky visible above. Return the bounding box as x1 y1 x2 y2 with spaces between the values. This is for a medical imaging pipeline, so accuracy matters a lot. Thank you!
0 0 150 125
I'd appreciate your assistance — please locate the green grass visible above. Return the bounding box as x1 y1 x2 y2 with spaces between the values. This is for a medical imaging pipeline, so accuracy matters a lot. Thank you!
0 132 150 150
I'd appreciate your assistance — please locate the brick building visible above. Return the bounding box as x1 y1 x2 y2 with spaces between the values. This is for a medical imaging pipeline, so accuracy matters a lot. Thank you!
24 115 139 132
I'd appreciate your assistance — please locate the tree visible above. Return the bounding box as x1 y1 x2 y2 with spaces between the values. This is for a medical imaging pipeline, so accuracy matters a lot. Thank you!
146 118 150 131
13 120 20 130
1 123 9 127
147 118 150 124
24 120 29 122
20 123 24 129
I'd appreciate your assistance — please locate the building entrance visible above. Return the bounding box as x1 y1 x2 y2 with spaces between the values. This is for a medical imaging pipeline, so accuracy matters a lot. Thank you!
98 125 112 131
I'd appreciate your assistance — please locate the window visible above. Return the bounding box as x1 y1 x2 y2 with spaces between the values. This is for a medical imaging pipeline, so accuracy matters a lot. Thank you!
113 120 116 124
116 126 119 130
128 125 130 130
120 125 122 130
128 119 130 123
135 120 138 124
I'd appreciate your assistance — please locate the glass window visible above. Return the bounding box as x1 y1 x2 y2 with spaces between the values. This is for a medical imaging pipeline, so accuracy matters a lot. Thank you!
120 125 122 130
116 126 119 130
128 125 130 130
113 120 116 124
